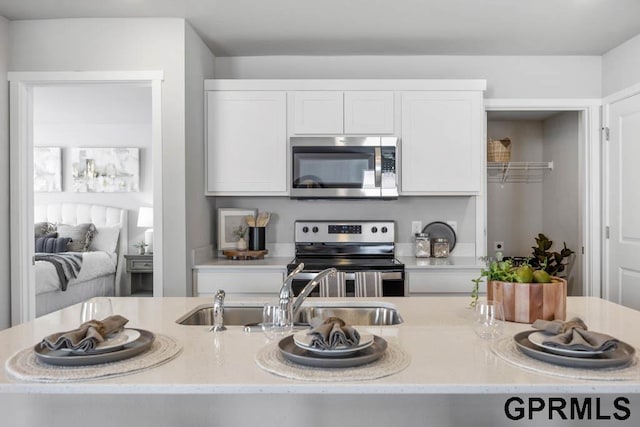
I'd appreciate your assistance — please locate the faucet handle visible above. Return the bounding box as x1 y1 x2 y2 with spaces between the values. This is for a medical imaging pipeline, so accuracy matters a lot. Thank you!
210 289 227 332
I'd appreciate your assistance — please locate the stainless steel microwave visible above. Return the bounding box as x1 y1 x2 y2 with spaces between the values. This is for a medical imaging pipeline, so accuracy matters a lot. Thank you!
290 136 399 199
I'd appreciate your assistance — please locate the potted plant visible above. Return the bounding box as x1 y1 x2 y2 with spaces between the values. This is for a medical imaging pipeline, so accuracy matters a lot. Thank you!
133 240 148 255
471 234 574 323
233 226 248 250
529 233 575 277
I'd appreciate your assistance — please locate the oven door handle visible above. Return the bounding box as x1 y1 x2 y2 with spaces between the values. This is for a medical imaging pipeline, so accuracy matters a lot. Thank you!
293 271 403 281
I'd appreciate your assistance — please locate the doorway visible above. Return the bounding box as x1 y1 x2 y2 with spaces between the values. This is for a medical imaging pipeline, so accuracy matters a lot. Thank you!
486 111 581 294
484 100 601 298
9 71 164 325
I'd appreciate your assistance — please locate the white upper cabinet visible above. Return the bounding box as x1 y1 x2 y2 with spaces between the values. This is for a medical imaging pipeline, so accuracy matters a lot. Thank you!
400 91 483 195
293 91 343 134
206 91 287 195
292 91 395 134
344 91 395 134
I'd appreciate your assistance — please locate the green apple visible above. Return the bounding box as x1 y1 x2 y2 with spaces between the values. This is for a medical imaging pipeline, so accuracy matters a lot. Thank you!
533 270 552 283
515 265 534 283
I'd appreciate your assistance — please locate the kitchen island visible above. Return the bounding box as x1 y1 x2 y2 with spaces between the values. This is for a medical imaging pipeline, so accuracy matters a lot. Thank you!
1 296 639 426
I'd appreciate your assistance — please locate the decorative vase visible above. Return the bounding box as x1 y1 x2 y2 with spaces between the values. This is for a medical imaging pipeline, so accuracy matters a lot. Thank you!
487 277 567 324
137 246 146 255
236 237 247 251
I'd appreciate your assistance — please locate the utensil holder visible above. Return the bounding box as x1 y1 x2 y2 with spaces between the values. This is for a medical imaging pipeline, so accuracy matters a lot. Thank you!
248 227 266 251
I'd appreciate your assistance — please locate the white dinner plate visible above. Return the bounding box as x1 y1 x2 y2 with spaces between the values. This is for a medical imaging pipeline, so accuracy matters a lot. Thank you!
528 331 614 358
60 328 141 355
293 330 374 356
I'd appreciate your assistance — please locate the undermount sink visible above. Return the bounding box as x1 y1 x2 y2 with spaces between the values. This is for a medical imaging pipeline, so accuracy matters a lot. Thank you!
175 303 403 326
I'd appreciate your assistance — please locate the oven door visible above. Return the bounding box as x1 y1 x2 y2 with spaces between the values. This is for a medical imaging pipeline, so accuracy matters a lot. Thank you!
290 271 405 297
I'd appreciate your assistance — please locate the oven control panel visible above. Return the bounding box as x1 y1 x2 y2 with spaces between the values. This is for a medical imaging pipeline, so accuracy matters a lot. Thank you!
295 221 395 243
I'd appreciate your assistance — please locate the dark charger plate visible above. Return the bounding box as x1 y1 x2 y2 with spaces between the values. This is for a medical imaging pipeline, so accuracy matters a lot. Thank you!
34 328 155 367
278 335 388 368
514 330 635 369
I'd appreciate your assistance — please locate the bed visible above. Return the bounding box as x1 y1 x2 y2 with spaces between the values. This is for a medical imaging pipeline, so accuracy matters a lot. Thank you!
34 203 128 317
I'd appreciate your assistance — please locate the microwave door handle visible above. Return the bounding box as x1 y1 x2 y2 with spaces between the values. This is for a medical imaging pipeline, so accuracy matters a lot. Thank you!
374 146 382 187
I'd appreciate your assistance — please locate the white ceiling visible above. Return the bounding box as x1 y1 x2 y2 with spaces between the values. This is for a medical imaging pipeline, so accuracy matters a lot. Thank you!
1 0 639 57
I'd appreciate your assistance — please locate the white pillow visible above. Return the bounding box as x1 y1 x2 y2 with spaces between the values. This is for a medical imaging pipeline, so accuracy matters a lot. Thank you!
89 225 121 254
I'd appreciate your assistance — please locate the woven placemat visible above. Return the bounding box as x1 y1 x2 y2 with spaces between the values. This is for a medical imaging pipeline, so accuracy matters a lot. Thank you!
255 341 410 382
491 337 640 381
5 334 182 383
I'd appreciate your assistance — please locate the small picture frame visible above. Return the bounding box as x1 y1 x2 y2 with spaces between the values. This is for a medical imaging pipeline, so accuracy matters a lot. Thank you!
217 208 257 250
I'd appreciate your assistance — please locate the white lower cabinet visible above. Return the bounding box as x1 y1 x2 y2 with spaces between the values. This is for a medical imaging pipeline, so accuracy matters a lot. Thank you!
407 269 484 295
193 268 285 298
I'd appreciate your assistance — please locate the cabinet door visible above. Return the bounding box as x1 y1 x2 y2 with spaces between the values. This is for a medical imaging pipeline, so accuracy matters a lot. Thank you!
344 91 394 134
401 91 482 194
193 269 285 297
407 270 484 295
292 91 343 134
206 91 287 195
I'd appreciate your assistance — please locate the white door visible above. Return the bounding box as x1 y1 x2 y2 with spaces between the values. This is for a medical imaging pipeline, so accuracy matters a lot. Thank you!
605 93 640 309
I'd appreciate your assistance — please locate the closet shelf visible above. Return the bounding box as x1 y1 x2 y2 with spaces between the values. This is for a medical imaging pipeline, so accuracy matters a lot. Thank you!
487 161 554 184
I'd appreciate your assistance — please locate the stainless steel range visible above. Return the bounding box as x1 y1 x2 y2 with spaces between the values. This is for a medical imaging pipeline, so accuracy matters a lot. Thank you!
287 220 405 297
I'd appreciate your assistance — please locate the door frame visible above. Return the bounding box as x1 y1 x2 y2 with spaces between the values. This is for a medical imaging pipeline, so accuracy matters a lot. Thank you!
484 98 602 297
8 71 164 325
601 83 640 301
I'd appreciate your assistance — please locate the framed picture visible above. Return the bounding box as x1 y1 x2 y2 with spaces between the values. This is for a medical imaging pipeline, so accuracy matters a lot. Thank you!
34 147 62 192
217 208 257 250
70 147 140 192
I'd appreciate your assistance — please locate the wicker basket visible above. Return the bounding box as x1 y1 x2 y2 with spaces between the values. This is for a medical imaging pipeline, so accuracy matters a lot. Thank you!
487 138 511 162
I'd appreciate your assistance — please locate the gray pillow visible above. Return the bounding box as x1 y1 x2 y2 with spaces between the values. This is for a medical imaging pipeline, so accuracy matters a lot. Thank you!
34 222 57 238
57 223 97 252
35 236 71 253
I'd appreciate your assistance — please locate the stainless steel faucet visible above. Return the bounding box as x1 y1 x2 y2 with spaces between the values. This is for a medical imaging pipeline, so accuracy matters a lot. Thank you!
210 289 227 332
279 265 337 321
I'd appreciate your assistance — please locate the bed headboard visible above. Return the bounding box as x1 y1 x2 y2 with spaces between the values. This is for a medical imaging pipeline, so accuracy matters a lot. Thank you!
34 203 128 296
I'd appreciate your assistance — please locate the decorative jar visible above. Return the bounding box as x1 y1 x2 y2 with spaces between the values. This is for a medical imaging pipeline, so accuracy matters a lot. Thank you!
432 238 449 258
414 233 430 258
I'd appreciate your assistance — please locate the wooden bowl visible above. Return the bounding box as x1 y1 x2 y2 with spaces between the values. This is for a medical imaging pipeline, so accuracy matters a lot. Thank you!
487 277 567 324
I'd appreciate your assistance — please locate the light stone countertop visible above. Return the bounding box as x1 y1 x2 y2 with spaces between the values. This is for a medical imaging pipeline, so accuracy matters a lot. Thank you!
399 255 485 269
1 296 640 395
194 256 484 270
193 256 292 269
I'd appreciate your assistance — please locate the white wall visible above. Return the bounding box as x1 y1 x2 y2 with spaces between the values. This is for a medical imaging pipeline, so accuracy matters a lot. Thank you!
543 112 581 295
486 120 544 257
214 196 476 256
185 23 215 295
215 55 602 98
0 16 10 330
602 33 640 97
33 84 153 247
9 18 188 297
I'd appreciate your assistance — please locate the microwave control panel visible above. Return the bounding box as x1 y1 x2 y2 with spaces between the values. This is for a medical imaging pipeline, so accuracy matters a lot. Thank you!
381 147 396 173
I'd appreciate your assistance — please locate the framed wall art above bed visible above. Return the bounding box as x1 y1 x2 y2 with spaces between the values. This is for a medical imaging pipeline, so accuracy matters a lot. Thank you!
33 147 62 192
70 147 140 192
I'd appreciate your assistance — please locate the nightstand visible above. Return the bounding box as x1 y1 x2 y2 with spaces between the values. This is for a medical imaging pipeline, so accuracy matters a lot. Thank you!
124 254 153 296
